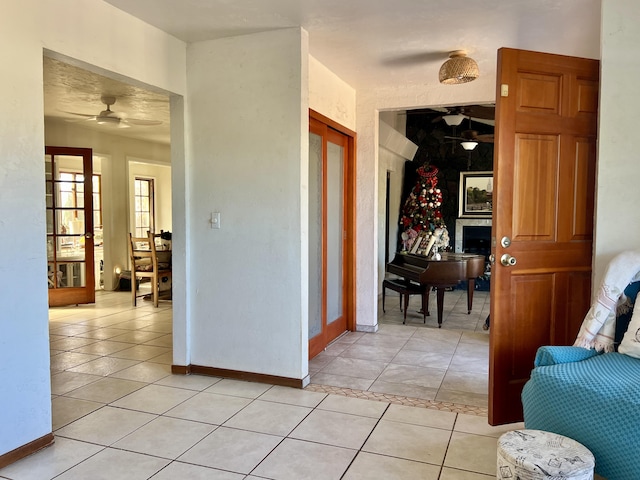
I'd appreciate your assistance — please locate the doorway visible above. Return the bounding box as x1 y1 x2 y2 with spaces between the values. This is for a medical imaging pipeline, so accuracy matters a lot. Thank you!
308 110 356 359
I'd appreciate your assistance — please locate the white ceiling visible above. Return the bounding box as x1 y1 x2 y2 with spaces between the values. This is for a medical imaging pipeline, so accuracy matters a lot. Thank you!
44 0 601 145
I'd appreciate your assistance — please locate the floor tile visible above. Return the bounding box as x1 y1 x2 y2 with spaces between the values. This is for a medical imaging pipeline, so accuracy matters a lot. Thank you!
441 370 488 395
108 330 166 344
382 403 456 430
154 373 222 391
454 414 523 438
178 426 282 474
435 389 488 408
340 343 402 362
111 384 197 414
108 344 170 361
321 356 387 380
70 340 133 356
439 468 494 479
0 437 103 480
258 385 327 407
49 337 98 351
443 431 498 476
54 447 169 480
343 451 440 480
150 461 244 479
108 361 171 382
391 348 453 369
289 409 378 449
165 391 251 425
51 371 102 395
51 396 103 430
74 327 130 340
316 394 388 418
377 363 446 389
64 377 146 404
204 379 273 398
362 419 451 465
50 352 101 372
223 399 311 436
310 372 374 390
252 438 356 480
55 405 156 445
368 379 438 400
67 356 140 376
113 416 216 459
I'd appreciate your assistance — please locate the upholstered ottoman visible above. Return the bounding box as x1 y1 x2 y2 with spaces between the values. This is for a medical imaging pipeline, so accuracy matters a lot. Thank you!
497 429 594 480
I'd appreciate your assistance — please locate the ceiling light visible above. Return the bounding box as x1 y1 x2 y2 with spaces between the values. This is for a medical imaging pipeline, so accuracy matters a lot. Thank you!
460 141 478 151
443 114 465 126
439 50 479 85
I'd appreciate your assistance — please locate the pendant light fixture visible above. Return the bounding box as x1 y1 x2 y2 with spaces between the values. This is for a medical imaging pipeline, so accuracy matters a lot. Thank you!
439 50 479 85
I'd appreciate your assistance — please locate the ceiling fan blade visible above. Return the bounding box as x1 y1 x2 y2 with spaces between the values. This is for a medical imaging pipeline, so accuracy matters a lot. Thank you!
61 110 96 118
124 118 163 126
468 117 495 127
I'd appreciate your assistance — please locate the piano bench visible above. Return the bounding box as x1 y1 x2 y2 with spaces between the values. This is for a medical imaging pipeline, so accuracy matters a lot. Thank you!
382 279 426 324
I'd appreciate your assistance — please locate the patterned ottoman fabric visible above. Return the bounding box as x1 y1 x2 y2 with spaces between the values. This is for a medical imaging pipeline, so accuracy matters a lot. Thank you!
497 429 594 480
522 352 640 480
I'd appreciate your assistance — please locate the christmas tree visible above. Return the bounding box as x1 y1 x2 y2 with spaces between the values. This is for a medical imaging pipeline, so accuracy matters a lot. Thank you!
399 164 449 254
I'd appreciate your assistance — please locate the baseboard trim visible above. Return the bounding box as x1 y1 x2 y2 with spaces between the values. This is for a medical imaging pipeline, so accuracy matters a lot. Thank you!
173 364 306 389
171 364 190 375
0 432 54 469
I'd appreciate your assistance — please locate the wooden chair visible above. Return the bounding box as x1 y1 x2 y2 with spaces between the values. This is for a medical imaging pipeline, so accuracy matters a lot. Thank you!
128 231 172 307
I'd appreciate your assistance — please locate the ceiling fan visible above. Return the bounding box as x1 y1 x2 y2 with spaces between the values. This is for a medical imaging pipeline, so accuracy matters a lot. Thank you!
63 96 162 129
430 105 495 127
445 128 494 145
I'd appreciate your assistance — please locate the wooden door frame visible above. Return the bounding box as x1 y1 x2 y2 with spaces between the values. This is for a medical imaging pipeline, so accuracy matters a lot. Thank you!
309 110 356 358
46 146 95 307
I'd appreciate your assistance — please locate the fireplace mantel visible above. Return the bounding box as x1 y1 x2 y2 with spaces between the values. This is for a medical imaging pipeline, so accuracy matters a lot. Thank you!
455 218 492 253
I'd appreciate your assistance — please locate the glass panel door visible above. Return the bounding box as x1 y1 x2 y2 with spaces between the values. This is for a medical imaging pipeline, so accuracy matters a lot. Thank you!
46 146 95 306
309 132 323 340
326 139 344 325
308 117 350 359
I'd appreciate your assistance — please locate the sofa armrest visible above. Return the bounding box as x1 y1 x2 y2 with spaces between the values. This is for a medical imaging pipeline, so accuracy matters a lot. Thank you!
534 346 601 367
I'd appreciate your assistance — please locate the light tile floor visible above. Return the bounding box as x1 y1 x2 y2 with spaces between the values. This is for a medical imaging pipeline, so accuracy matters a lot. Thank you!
310 287 491 411
0 289 526 480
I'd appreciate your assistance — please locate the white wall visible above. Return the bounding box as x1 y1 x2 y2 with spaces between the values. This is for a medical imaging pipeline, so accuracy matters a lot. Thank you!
594 0 640 288
0 0 186 458
185 28 309 381
309 55 356 131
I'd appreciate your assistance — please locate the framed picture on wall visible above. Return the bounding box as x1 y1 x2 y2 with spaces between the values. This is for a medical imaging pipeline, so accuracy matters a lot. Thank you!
459 171 493 218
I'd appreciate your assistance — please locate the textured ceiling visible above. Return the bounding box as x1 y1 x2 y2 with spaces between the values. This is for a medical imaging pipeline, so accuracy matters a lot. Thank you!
44 0 601 146
43 56 171 145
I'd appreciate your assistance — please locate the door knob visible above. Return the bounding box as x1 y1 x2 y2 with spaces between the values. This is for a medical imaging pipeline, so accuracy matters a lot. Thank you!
500 254 517 267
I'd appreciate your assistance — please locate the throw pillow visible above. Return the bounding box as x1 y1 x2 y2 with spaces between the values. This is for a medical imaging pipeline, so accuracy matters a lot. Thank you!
617 281 640 358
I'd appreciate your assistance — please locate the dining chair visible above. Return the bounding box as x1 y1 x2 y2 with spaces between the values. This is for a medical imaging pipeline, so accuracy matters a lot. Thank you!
128 231 172 307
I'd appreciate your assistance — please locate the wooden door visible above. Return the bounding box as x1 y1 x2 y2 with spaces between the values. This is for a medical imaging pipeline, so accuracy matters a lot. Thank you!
46 146 95 307
308 112 356 359
489 48 599 425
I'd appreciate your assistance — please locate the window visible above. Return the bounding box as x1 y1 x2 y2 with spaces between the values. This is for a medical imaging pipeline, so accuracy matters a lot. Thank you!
58 172 102 245
134 177 155 237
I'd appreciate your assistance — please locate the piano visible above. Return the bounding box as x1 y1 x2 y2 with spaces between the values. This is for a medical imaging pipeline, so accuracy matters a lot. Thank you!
386 252 486 327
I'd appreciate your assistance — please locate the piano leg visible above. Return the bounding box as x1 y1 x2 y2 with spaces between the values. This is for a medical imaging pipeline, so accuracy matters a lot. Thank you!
436 287 446 328
467 278 475 314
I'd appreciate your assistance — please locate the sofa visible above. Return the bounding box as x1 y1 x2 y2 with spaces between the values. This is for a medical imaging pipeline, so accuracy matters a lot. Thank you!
521 281 640 480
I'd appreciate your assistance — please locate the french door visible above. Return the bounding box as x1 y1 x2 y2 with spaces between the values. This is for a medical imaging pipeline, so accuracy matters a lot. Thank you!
309 112 356 359
45 146 95 306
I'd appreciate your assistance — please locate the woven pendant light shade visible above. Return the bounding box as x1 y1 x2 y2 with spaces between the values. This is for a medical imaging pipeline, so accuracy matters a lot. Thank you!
439 50 479 84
